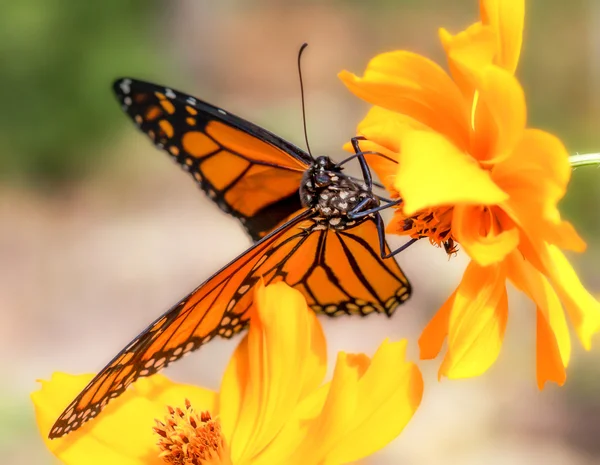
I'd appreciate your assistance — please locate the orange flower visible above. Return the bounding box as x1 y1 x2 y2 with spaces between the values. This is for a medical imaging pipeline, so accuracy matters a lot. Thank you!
32 282 423 465
339 0 600 388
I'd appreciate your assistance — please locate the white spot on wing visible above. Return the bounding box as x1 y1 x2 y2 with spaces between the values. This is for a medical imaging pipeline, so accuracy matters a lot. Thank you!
119 79 132 94
165 88 176 99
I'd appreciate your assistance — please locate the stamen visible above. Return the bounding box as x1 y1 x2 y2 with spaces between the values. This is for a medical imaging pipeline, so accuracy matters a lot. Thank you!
154 399 230 465
395 203 456 256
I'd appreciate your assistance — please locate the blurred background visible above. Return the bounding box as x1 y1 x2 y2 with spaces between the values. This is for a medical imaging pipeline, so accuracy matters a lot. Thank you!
2 0 599 463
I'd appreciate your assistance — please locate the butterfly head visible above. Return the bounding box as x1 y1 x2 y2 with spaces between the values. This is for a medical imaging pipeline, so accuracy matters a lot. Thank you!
312 156 338 188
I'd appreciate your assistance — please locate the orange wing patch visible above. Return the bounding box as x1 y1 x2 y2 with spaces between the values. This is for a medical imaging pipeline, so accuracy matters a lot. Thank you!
205 121 307 170
182 131 219 158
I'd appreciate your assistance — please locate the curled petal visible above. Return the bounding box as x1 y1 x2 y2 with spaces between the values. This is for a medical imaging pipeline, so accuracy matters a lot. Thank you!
480 0 525 73
440 261 508 379
394 130 508 215
419 291 454 360
220 282 327 463
302 340 423 465
339 51 471 151
495 129 570 217
470 66 527 162
506 252 570 388
32 373 217 465
342 107 431 194
543 246 600 350
453 204 519 266
439 23 497 98
495 129 585 252
356 105 429 153
536 309 567 389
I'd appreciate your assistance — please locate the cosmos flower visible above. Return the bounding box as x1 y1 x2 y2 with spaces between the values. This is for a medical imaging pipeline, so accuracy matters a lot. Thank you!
339 0 600 387
32 282 423 465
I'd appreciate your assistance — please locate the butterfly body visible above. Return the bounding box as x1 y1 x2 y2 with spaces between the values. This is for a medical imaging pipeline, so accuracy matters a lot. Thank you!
300 155 377 231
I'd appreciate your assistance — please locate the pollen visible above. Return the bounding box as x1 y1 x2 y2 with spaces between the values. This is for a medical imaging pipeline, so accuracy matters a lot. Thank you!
154 399 230 465
400 203 456 253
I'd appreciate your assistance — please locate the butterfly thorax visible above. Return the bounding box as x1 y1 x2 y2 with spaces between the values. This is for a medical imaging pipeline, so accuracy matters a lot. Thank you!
299 156 379 230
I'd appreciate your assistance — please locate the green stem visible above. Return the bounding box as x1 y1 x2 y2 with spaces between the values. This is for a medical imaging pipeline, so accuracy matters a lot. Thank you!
569 153 600 168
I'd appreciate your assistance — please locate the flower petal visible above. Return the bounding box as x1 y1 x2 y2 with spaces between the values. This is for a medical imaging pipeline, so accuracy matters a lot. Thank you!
221 282 327 463
543 245 600 350
302 340 423 465
453 204 519 266
506 251 570 388
536 308 567 389
495 129 586 252
480 0 525 73
439 23 497 98
495 129 570 221
300 351 360 464
419 291 454 360
31 373 216 465
343 106 431 193
470 65 526 162
339 51 470 151
394 130 508 215
355 105 430 153
440 261 508 379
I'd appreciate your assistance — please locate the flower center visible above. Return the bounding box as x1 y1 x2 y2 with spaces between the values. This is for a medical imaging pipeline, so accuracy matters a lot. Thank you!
154 399 231 465
399 203 456 255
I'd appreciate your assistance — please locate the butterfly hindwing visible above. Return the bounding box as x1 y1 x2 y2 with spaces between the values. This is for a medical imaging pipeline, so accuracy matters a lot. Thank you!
302 218 411 316
49 211 410 438
113 78 310 240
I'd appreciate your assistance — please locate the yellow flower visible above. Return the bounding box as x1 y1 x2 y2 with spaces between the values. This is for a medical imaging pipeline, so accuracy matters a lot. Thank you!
32 282 423 465
339 0 600 388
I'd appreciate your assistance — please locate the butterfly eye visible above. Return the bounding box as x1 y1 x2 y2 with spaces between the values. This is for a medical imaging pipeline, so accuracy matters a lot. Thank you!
315 173 331 187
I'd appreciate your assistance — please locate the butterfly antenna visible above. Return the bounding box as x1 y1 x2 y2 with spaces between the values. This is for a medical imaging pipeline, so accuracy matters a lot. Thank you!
297 42 313 158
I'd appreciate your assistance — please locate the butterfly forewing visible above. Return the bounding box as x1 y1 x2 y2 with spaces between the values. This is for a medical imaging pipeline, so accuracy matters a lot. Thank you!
114 78 310 240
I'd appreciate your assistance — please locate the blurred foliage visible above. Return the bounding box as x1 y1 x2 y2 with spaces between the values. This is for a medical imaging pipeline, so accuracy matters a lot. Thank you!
0 0 168 186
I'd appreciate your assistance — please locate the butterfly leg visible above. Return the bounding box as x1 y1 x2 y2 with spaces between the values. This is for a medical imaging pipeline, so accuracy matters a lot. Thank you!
376 194 395 203
375 214 419 259
350 136 374 190
347 199 417 259
347 198 402 220
341 136 396 190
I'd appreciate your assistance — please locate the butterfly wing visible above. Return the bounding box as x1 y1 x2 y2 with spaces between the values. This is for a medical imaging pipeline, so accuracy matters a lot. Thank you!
114 78 311 240
49 213 410 438
285 218 411 316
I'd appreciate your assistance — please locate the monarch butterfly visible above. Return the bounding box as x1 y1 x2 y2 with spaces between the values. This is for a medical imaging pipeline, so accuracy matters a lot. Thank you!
49 77 411 438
